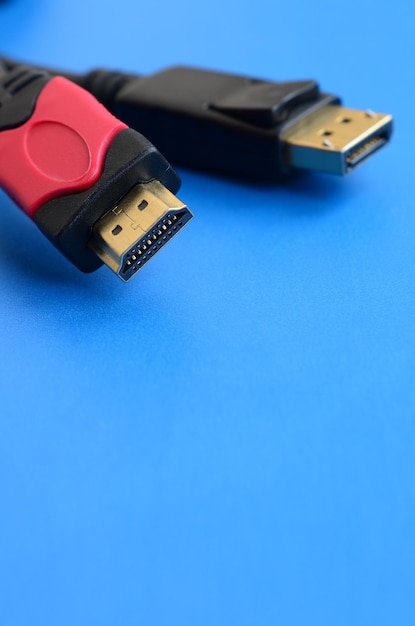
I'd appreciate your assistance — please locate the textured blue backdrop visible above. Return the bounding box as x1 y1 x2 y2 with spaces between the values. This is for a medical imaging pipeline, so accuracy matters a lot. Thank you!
1 1 414 625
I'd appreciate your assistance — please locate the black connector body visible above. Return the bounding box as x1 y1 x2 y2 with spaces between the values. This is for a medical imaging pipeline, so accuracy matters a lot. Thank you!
108 67 336 181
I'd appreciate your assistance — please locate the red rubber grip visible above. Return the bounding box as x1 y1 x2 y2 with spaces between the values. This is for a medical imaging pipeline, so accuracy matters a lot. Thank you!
0 76 127 218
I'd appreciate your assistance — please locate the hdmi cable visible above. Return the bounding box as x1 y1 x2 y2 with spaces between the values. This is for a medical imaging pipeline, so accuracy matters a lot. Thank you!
0 64 193 281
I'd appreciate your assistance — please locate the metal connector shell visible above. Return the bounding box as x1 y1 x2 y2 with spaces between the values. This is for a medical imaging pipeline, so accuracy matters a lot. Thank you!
281 105 393 175
89 180 193 281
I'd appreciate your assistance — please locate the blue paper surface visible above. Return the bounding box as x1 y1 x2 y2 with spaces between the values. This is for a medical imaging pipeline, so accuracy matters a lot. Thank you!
1 1 414 624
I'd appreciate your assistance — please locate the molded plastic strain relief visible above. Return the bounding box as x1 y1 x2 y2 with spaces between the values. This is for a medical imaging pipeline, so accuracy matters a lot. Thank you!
80 71 137 111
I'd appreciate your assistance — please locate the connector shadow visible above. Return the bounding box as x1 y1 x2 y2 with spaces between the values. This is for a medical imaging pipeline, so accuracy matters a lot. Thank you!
0 195 113 298
180 167 366 219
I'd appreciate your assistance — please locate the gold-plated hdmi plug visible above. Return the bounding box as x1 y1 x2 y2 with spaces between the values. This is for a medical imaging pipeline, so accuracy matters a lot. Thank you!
89 180 193 282
281 105 393 176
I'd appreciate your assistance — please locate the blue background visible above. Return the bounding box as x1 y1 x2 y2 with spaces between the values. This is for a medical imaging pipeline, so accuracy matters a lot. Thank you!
1 0 414 624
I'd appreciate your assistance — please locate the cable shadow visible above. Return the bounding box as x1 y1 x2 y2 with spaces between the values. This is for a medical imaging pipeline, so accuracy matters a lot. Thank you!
179 167 366 220
0 195 179 338
0 195 116 298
